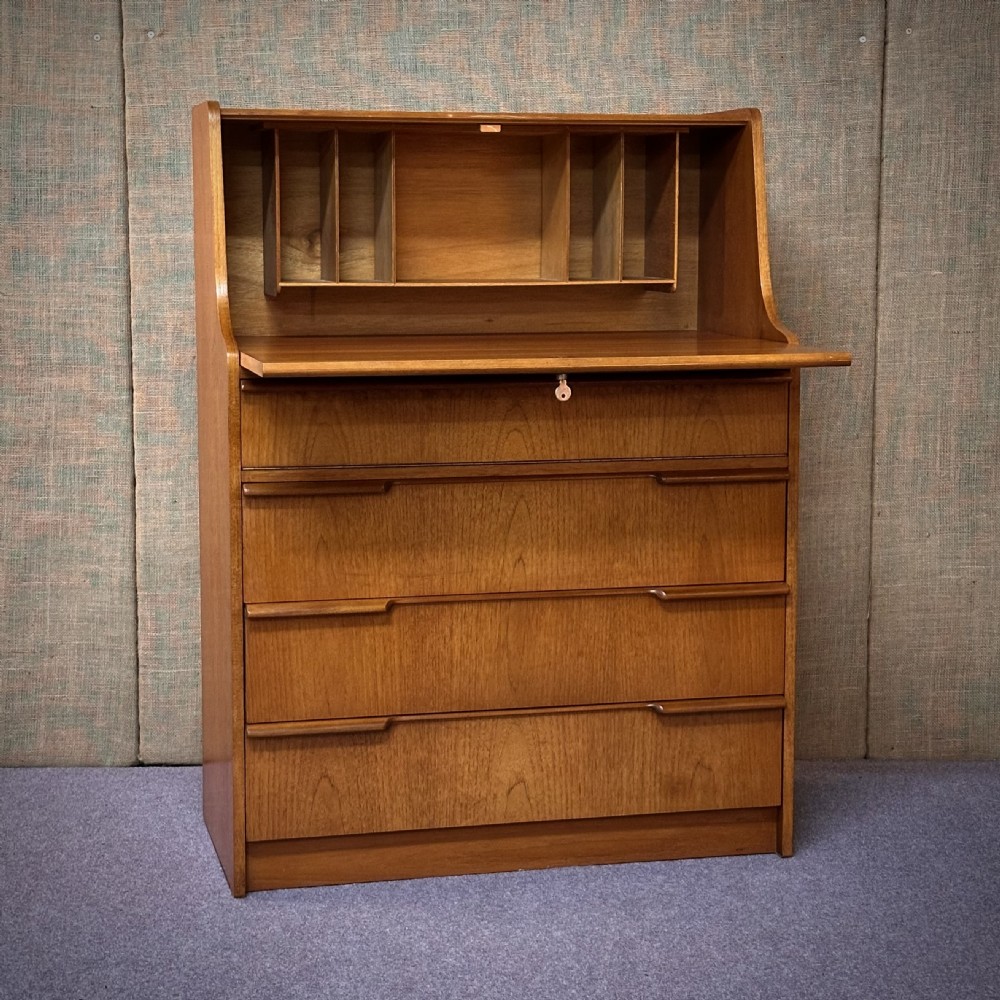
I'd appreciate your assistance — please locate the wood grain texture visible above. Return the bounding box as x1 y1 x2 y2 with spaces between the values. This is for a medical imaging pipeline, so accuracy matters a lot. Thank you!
245 707 783 840
395 132 547 281
240 376 789 468
244 591 787 721
246 807 779 889
276 130 323 282
242 477 787 602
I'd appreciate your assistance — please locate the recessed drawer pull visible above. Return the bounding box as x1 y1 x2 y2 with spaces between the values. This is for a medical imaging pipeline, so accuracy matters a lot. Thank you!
246 582 789 620
646 584 788 603
247 717 392 738
652 470 789 486
246 598 393 618
647 696 786 716
246 696 787 740
243 481 393 498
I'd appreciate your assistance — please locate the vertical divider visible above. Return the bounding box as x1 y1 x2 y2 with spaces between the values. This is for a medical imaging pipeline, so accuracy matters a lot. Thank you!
592 133 624 280
320 131 338 282
261 128 280 296
374 131 395 283
669 131 680 284
568 133 592 281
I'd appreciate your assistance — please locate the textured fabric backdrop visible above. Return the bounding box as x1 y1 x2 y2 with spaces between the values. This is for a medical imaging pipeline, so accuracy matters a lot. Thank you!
869 4 1000 757
1 2 137 764
12 1 995 765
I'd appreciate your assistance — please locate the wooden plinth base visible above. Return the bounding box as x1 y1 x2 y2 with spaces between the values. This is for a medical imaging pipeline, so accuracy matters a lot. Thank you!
244 807 780 894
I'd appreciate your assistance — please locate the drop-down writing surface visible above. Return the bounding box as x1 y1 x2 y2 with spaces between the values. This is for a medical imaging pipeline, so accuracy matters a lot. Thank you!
238 330 851 378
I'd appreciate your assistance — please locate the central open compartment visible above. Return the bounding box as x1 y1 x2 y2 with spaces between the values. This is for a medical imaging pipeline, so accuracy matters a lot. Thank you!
394 130 569 282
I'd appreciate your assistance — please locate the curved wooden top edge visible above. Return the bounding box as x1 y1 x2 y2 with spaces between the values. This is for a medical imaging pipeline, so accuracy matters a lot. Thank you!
192 100 237 357
744 110 797 346
209 105 760 126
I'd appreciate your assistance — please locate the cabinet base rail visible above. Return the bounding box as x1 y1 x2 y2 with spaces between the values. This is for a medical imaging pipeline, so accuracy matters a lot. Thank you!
244 807 780 893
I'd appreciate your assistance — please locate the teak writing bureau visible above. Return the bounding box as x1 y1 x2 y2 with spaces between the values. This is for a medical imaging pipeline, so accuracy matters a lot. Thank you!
193 103 850 896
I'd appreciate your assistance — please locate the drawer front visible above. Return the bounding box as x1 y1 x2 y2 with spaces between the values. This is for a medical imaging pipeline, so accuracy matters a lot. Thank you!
241 378 788 468
245 593 786 722
245 707 783 841
242 478 787 603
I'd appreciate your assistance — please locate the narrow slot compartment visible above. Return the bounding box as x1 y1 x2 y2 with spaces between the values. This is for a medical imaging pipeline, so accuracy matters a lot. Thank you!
569 133 623 280
338 130 394 283
319 132 337 281
540 132 570 281
278 130 325 283
623 132 679 283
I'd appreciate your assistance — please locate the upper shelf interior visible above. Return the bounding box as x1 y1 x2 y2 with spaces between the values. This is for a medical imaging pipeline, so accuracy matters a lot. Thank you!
263 125 681 293
210 107 850 372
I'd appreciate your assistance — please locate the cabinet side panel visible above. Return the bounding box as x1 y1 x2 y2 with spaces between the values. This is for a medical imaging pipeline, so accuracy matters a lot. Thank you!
781 372 800 855
193 104 246 896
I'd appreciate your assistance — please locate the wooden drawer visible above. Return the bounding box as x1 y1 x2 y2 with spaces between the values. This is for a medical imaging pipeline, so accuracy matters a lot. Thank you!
245 591 786 722
242 477 787 603
240 376 789 468
245 706 783 841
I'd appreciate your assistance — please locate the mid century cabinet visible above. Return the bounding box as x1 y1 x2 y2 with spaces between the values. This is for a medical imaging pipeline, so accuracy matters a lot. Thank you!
193 102 850 896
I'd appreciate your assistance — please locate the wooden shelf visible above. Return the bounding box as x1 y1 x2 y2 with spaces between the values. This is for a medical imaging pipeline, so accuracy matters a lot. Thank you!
264 124 680 293
275 279 677 289
238 331 852 378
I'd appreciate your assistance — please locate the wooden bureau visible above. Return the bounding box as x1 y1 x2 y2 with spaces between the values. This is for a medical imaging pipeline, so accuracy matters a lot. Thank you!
193 103 850 895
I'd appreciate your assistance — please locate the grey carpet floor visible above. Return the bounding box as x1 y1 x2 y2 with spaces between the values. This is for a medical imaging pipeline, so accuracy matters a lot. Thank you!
1 762 998 1000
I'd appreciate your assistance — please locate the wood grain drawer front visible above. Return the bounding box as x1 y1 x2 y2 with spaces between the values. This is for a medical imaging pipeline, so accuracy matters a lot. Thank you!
240 379 788 468
244 593 786 722
245 707 783 841
242 478 787 603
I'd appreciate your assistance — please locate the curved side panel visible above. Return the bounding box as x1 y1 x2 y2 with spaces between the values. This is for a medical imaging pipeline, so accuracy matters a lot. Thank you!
193 101 246 896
